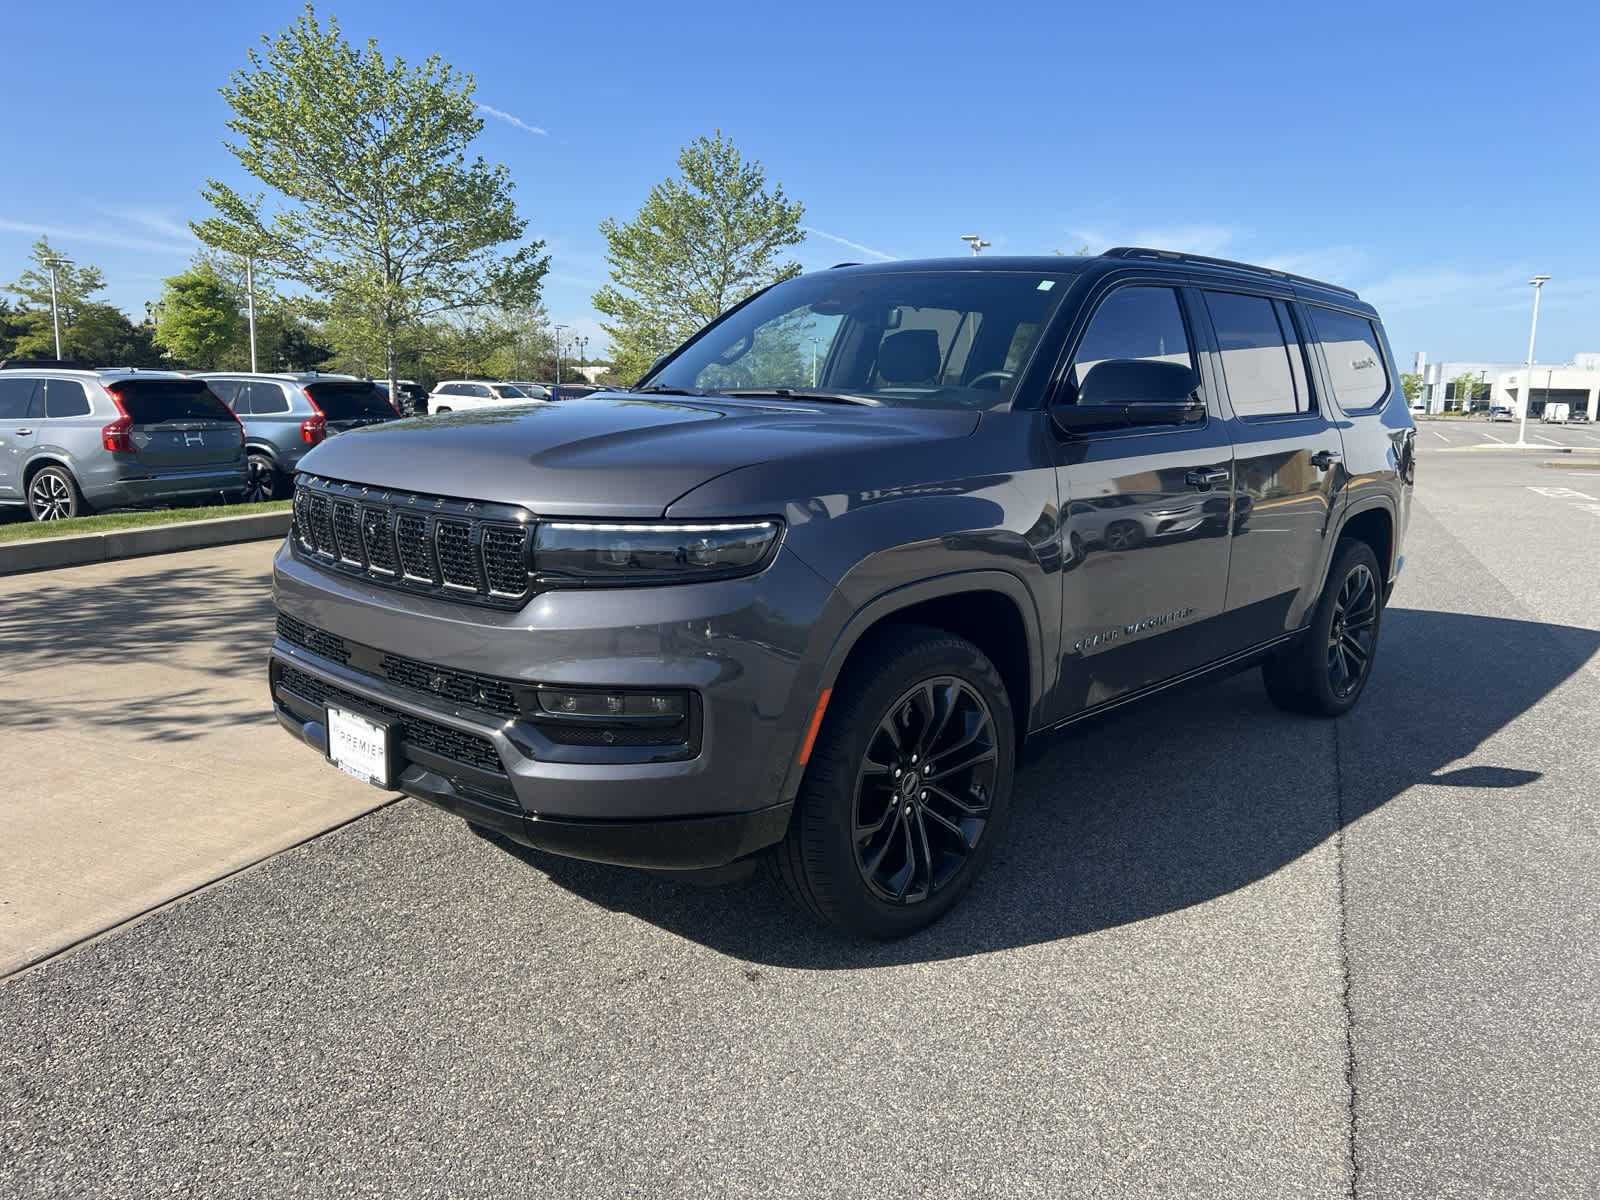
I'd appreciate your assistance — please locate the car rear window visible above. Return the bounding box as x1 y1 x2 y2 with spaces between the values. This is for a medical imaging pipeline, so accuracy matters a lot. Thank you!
304 382 395 419
109 379 237 424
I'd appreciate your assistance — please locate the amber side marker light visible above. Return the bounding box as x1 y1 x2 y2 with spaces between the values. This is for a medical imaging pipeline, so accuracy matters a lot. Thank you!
797 688 833 766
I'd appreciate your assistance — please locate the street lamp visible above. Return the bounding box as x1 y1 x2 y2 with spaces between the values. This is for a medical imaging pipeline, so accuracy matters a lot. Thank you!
43 256 73 359
1515 275 1550 447
960 234 990 256
552 323 567 386
578 336 588 378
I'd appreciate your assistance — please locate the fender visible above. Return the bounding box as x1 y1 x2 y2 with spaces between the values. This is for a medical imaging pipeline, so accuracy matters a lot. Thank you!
772 568 1045 807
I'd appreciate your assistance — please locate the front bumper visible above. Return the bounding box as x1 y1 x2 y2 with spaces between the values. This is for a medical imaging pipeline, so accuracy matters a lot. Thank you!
270 540 835 870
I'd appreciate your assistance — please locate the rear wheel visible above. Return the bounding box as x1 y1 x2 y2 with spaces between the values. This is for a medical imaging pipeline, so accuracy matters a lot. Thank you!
772 625 1015 938
243 452 284 503
27 466 89 521
1263 538 1384 716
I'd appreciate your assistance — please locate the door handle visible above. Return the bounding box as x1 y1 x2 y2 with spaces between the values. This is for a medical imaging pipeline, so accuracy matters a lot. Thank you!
1185 467 1230 490
1310 449 1343 470
14 427 33 436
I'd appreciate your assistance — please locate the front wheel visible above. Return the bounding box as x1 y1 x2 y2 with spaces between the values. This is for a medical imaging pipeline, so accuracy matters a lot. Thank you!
772 625 1015 938
1263 538 1384 716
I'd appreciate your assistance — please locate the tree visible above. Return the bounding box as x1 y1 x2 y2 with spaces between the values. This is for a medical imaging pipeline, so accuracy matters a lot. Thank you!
1400 373 1423 403
593 130 806 382
1448 370 1480 412
152 262 243 370
193 5 548 401
4 238 108 359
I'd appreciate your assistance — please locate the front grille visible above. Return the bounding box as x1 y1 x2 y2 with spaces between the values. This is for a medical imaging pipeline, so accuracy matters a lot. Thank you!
292 475 533 609
276 613 351 665
276 664 504 775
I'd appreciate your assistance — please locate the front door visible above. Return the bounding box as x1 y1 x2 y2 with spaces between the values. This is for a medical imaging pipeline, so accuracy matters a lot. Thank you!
1052 283 1236 714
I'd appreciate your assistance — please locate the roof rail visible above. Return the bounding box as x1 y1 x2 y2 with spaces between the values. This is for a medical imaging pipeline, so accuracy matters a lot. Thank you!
0 358 89 370
1101 247 1359 299
830 262 861 269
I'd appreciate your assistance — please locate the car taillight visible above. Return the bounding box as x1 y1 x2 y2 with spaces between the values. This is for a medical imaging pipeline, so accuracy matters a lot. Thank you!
300 391 326 444
101 389 134 452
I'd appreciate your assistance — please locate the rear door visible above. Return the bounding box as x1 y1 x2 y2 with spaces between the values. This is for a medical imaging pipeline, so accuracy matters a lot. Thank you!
303 381 399 434
1195 289 1346 643
0 376 42 499
107 378 243 469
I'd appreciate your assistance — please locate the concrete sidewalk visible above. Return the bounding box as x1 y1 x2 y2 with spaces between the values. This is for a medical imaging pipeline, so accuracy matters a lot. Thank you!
0 540 391 978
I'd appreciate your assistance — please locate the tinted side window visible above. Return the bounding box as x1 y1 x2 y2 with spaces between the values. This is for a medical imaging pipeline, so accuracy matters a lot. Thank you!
249 382 291 414
44 379 91 418
211 380 246 411
0 377 40 419
1203 291 1308 417
1069 286 1193 399
470 384 492 397
1309 307 1390 411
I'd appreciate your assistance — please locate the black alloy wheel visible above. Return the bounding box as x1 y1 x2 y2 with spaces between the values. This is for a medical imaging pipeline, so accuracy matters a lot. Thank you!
773 625 1016 938
27 466 88 521
244 453 281 503
852 675 1001 905
1263 538 1384 717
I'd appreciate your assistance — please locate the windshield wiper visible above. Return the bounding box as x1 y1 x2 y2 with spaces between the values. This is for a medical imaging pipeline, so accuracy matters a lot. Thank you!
630 384 706 396
716 388 882 407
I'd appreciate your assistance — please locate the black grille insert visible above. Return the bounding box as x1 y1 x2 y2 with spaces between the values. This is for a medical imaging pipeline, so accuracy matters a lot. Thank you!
292 476 533 608
276 665 504 776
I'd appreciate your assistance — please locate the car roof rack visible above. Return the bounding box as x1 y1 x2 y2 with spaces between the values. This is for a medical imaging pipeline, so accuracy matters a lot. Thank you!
0 358 89 370
1101 247 1359 299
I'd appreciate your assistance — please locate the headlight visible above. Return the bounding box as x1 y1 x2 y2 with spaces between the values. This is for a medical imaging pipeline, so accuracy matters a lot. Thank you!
533 519 782 584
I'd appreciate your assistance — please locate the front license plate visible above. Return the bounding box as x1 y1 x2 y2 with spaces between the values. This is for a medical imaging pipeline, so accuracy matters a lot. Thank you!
327 706 394 788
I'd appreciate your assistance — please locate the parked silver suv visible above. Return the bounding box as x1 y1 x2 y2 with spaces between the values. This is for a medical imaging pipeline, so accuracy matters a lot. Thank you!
0 363 247 520
196 373 401 502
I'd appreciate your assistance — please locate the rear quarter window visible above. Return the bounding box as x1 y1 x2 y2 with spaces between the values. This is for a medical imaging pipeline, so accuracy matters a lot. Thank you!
44 379 91 418
1309 307 1390 411
111 379 237 424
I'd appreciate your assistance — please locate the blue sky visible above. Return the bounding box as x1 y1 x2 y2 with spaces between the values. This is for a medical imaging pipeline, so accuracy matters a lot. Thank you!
4 0 1598 372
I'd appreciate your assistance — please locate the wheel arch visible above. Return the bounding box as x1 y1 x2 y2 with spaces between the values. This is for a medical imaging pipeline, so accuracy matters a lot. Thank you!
22 455 75 488
1337 502 1396 584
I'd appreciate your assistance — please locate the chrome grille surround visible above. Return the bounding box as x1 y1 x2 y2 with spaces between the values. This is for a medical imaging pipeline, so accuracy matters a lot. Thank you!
291 475 534 609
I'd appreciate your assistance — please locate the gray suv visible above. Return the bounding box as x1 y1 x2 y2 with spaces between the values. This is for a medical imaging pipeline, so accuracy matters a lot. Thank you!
269 249 1416 937
0 365 247 520
197 374 401 502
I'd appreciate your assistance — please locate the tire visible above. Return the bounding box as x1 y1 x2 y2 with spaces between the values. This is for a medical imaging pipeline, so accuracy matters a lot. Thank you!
772 624 1016 938
27 465 90 521
244 452 284 503
1263 538 1384 717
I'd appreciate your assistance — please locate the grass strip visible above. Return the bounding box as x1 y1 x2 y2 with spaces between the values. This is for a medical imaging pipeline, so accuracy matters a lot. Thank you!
0 501 291 543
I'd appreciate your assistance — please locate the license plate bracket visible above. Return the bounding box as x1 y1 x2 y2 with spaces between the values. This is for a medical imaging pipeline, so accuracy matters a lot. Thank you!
326 704 402 789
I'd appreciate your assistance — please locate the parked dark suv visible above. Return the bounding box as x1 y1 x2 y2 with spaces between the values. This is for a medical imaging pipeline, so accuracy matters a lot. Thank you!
269 249 1415 937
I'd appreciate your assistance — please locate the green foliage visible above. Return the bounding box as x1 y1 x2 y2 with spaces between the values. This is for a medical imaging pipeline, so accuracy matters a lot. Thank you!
194 4 548 393
152 263 243 370
1447 370 1484 409
593 130 806 382
3 238 114 359
1400 372 1423 402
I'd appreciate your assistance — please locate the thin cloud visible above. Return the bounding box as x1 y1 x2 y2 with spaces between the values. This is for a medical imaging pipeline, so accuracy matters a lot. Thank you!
476 104 547 136
0 216 192 256
104 207 194 244
803 227 896 261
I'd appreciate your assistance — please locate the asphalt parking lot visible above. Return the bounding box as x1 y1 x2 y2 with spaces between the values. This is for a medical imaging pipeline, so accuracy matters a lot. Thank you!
1 441 1596 1198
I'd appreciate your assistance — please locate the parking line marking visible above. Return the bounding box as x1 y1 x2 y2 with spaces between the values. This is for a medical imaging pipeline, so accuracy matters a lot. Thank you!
1482 432 1505 443
1433 431 1451 443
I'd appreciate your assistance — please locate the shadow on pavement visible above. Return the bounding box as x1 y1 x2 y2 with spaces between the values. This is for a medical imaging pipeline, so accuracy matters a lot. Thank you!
475 607 1599 967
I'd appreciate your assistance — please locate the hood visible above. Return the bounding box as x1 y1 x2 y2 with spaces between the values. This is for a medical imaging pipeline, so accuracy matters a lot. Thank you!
296 394 981 517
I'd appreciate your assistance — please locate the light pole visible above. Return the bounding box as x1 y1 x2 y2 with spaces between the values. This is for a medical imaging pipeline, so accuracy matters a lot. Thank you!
960 234 990 256
552 323 567 385
43 256 73 359
245 254 259 373
1515 275 1550 447
1479 369 1488 413
578 336 588 378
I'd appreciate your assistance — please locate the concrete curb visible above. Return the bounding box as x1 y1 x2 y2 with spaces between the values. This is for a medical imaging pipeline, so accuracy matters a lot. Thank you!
0 511 291 576
1440 444 1600 454
1544 458 1600 470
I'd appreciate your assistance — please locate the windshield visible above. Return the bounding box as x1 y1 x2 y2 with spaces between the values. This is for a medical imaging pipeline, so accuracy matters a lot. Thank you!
642 268 1076 409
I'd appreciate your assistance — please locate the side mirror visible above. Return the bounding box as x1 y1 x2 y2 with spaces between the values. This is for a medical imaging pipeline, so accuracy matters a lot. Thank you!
1052 359 1205 435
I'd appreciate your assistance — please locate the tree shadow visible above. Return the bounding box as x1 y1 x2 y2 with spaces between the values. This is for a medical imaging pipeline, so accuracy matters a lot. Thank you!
471 608 1599 966
0 556 276 737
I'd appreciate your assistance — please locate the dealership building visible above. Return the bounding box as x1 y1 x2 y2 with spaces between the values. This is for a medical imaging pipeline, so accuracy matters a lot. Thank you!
1413 352 1600 419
